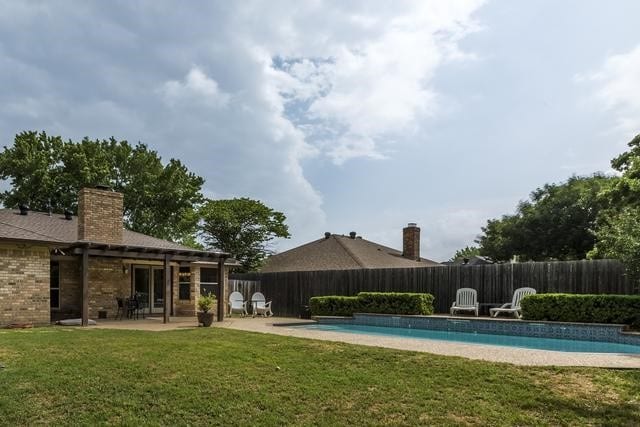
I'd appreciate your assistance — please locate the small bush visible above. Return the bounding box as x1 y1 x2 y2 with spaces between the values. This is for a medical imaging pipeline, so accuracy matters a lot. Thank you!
197 293 217 313
521 294 640 326
309 296 361 316
309 292 434 316
357 292 434 315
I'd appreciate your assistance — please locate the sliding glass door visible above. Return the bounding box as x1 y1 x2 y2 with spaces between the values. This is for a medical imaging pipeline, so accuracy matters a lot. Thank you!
133 266 169 314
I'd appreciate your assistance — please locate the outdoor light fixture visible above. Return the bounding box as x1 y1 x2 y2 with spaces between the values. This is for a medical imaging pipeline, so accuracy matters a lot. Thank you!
123 265 129 275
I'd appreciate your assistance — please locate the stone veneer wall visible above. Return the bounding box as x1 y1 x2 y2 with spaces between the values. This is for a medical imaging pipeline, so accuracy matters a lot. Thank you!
57 258 81 318
0 244 50 326
78 187 124 244
87 257 130 318
173 265 200 316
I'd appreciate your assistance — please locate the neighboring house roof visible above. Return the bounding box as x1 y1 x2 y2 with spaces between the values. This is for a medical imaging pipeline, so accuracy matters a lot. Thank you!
261 234 441 273
0 209 197 252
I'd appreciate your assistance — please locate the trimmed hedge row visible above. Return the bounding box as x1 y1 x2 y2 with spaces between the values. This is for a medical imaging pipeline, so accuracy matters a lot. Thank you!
310 292 434 316
521 294 640 326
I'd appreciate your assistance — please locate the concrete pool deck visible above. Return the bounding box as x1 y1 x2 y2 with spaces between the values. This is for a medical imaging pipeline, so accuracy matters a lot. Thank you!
216 316 640 368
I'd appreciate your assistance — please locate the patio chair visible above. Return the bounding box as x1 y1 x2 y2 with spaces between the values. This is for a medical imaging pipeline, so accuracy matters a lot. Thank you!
450 288 479 316
228 291 248 317
115 297 126 320
250 292 273 317
490 287 537 319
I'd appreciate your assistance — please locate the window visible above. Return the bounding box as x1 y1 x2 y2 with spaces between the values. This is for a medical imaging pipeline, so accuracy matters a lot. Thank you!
200 267 218 297
178 267 191 301
50 261 60 309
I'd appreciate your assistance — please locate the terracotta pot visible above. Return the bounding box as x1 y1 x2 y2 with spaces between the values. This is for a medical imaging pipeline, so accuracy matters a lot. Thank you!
197 311 215 327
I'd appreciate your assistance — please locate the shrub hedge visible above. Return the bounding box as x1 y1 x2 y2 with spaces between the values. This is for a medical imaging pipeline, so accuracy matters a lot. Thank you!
521 294 640 326
309 292 434 316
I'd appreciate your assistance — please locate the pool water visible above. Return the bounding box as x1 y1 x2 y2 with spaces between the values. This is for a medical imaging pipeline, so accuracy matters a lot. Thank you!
292 323 640 354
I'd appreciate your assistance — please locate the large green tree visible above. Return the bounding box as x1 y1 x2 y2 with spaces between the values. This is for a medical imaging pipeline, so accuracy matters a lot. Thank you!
0 131 204 243
589 134 640 286
199 198 290 272
476 174 615 261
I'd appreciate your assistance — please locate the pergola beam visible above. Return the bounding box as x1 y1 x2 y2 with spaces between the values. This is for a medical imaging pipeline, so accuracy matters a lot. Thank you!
217 258 226 322
81 247 89 327
70 247 227 263
164 254 171 324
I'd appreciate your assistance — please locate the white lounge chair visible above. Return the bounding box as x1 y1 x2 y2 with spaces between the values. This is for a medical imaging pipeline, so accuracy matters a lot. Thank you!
450 288 479 316
228 291 248 317
490 287 537 319
251 292 273 317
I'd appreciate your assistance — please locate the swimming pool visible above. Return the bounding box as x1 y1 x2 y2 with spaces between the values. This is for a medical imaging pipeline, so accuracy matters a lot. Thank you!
291 316 640 354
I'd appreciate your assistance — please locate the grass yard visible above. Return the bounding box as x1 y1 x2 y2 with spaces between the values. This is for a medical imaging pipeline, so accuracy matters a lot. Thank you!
1 327 639 426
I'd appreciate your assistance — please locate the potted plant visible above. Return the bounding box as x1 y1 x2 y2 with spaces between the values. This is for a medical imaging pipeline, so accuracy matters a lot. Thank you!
197 293 217 327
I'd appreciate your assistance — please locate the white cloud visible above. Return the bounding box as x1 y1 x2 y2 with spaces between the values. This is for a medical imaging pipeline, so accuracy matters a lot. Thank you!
160 67 230 109
0 1 485 251
268 1 484 164
580 44 640 136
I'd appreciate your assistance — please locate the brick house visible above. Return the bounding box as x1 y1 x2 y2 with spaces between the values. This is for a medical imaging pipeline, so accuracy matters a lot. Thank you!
0 186 233 327
260 223 440 273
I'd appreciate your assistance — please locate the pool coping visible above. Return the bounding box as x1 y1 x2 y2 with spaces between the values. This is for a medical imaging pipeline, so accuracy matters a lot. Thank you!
220 317 640 368
310 313 640 347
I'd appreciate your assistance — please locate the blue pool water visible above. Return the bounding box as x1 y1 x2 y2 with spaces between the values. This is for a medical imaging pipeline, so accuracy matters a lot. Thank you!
292 323 640 354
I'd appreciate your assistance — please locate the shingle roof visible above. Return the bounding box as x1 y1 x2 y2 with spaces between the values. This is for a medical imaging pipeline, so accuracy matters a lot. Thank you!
0 209 195 251
261 234 441 273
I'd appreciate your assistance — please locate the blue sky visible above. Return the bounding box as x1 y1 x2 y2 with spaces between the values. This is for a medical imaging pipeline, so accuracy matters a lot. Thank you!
1 1 639 261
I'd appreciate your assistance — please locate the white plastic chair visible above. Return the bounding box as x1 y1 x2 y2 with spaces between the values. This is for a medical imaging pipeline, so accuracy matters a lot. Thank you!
450 288 479 316
490 287 537 319
228 291 248 317
251 292 273 318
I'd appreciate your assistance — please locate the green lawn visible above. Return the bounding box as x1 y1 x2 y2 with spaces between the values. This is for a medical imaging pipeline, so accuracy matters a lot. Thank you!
1 327 639 426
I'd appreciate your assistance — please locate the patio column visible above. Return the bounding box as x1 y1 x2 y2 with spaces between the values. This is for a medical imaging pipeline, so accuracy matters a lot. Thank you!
217 258 225 322
164 254 171 324
81 247 89 327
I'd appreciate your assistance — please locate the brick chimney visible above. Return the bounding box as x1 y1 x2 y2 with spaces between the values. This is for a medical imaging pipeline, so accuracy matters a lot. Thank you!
402 223 420 261
78 186 124 244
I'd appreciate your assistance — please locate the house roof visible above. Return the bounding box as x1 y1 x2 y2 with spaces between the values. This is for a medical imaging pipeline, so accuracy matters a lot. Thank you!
0 209 226 258
260 234 441 273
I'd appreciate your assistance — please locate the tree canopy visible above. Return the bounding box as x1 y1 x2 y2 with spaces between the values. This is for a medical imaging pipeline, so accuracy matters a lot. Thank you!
0 131 204 243
199 198 290 272
448 246 480 262
476 174 615 262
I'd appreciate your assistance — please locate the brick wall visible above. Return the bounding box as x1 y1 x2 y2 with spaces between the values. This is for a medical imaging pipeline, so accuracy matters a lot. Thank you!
173 265 199 316
402 223 421 261
0 244 50 326
78 187 124 244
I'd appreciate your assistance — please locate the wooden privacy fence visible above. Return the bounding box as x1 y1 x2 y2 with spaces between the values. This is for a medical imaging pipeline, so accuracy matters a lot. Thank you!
230 259 634 317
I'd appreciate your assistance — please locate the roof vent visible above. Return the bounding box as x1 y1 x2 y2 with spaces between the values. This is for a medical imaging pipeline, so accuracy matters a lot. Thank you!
349 231 357 239
64 209 73 220
324 232 331 239
18 204 28 216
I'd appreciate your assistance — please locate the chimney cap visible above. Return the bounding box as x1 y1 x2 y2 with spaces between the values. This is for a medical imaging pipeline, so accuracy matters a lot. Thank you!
406 222 417 228
349 231 357 239
94 184 113 191
324 232 331 239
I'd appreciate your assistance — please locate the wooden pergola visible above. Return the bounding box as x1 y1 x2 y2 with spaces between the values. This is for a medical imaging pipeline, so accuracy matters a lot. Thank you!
68 242 231 326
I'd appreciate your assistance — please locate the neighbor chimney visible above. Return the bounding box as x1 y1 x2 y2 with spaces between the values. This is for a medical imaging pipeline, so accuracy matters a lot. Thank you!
402 223 420 261
78 186 123 244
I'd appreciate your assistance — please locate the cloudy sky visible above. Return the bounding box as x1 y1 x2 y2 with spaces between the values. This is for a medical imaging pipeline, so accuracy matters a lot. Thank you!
1 1 639 261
